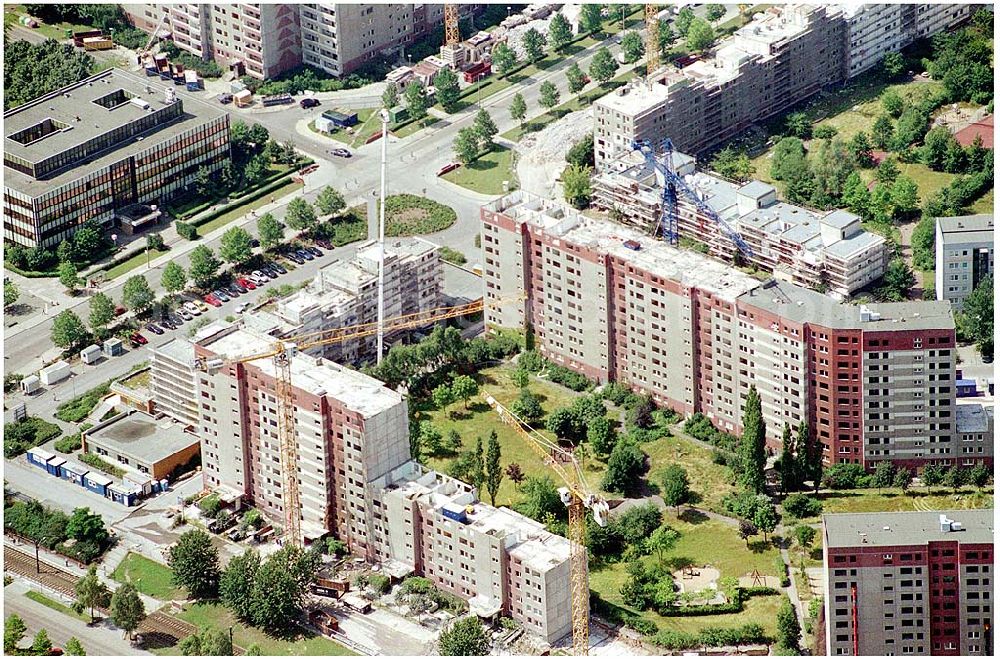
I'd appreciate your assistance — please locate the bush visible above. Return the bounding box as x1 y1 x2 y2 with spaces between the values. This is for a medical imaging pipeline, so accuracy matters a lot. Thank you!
775 556 790 588
176 221 198 241
199 494 222 516
822 463 869 489
54 433 83 454
368 574 390 595
545 363 593 392
439 246 467 265
55 382 112 422
683 413 739 452
783 493 823 519
190 176 295 229
382 194 458 236
4 417 62 458
79 452 125 478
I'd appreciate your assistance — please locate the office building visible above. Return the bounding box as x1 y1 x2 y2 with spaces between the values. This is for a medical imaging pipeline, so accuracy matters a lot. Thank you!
3 69 229 248
935 214 994 309
591 149 888 298
483 192 982 470
823 509 994 656
272 237 442 364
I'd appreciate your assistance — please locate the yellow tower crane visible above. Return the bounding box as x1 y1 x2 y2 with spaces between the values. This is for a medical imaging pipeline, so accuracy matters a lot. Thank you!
484 394 609 656
200 295 525 547
645 4 660 75
444 4 461 47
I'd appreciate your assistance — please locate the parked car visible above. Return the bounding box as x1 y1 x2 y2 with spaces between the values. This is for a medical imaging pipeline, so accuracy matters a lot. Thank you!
226 284 242 297
231 280 248 293
114 305 127 317
437 162 461 177
130 332 148 346
251 269 270 282
160 318 177 330
330 148 352 158
237 277 257 290
306 246 323 258
270 262 288 274
204 295 222 308
212 289 231 302
262 267 279 279
300 97 321 109
314 238 333 250
182 302 202 316
250 238 260 248
296 249 314 261
286 252 304 264
145 323 165 335
218 93 233 104
194 300 210 313
235 302 251 314
178 308 194 321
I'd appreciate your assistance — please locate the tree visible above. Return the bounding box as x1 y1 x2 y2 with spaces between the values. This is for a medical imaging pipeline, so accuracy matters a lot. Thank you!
659 465 690 512
675 7 696 36
538 81 560 110
4 614 26 653
548 12 572 51
522 27 546 62
872 461 895 493
439 616 490 656
738 520 758 547
563 65 586 98
168 529 221 599
921 126 955 171
711 146 756 183
579 3 602 34
957 276 993 358
545 407 580 441
451 374 478 409
706 4 727 22
872 114 895 149
868 182 894 225
219 226 254 266
64 637 86 656
848 131 874 168
562 163 592 209
771 137 807 181
220 549 260 622
657 19 675 58
188 245 221 289
75 566 111 623
874 156 900 186
740 386 767 494
67 507 107 545
586 416 616 456
776 596 801 651
59 260 81 293
589 47 617 84
434 67 461 112
419 422 444 456
602 438 645 495
472 109 498 150
646 525 681 565
968 463 991 489
122 275 155 314
432 383 454 410
88 293 116 337
52 310 88 349
181 627 232 656
403 81 427 122
315 186 346 217
4 280 19 308
922 464 945 488
943 466 966 492
794 524 817 549
485 431 502 506
511 387 544 422
160 262 187 300
249 546 319 632
505 463 525 485
893 467 912 492
621 31 644 64
110 583 146 639
879 259 915 302
686 18 715 53
382 83 399 109
453 127 481 165
785 112 813 139
753 502 779 543
491 42 517 76
881 88 904 117
285 197 318 232
243 154 269 188
509 93 527 125
31 629 52 656
469 437 486 489
778 424 797 494
515 476 564 522
883 51 905 78
257 213 284 251
890 175 919 220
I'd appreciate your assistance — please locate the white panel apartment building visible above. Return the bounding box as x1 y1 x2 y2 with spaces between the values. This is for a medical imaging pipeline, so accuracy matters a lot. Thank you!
935 214 994 309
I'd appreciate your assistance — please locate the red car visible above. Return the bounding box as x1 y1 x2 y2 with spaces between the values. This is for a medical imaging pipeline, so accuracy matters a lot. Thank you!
237 277 257 290
114 305 127 316
130 332 148 346
437 162 461 177
204 294 223 307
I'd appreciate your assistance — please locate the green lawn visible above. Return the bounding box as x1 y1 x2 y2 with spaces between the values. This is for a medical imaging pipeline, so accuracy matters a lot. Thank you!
102 247 170 279
24 591 91 622
970 188 993 214
817 487 994 518
392 117 439 139
197 179 304 237
442 147 518 195
642 430 737 516
111 552 185 601
5 4 93 40
175 602 356 656
310 109 380 148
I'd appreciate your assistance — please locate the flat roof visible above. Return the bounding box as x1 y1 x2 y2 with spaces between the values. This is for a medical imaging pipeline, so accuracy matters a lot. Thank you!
937 214 994 243
4 69 226 196
86 411 198 464
152 338 196 364
824 509 994 548
956 403 993 433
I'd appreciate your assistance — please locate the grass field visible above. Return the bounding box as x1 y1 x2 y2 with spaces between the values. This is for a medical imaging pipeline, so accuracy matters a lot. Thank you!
442 147 518 195
817 487 994 518
111 552 184 601
642 431 737 516
24 591 91 622
310 109 379 148
174 602 356 656
970 188 993 214
4 4 92 40
392 117 439 139
102 247 170 280
197 179 304 237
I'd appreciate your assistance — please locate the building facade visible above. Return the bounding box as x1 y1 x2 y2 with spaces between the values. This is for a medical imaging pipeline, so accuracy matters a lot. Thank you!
823 510 994 656
3 69 229 248
483 193 984 471
935 215 994 310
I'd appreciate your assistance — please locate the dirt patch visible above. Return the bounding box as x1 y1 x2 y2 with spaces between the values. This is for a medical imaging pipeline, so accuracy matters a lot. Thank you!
391 208 430 223
673 565 721 593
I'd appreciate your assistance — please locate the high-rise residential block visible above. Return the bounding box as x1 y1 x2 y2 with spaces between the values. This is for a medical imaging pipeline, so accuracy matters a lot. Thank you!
3 69 229 247
935 214 994 310
823 509 994 656
483 192 985 471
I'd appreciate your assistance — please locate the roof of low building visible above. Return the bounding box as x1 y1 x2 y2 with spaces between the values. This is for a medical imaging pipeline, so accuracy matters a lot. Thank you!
86 410 199 464
954 114 994 148
824 509 994 548
956 402 993 433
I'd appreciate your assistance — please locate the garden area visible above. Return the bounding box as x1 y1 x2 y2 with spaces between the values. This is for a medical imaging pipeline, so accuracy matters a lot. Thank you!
111 552 185 601
441 147 518 195
3 416 61 458
381 194 458 236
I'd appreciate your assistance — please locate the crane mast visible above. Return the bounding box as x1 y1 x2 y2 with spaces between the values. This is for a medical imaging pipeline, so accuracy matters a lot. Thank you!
444 4 461 46
645 4 660 74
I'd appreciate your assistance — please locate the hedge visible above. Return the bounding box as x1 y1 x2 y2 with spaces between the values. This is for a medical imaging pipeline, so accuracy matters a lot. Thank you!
99 242 169 275
775 556 791 588
80 452 125 478
176 221 198 241
3 261 58 278
190 176 295 229
174 167 292 221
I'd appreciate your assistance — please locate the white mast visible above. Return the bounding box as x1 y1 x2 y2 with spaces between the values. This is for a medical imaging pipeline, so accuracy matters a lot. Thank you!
376 109 390 364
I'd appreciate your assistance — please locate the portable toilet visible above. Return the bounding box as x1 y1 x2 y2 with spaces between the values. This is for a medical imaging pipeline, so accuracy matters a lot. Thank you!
46 456 66 477
80 345 102 365
39 361 71 386
20 375 41 395
26 447 55 470
159 479 169 492
104 338 124 357
83 472 114 497
61 462 89 486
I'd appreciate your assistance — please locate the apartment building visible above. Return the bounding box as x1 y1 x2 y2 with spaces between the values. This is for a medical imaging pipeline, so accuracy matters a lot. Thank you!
956 402 994 466
593 4 972 164
3 69 229 248
370 462 573 643
150 338 199 428
272 238 442 364
935 214 994 310
823 510 994 656
593 5 845 163
591 149 888 297
484 193 981 471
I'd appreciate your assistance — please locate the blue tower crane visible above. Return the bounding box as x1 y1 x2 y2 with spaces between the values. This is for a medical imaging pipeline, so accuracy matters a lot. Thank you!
632 138 754 259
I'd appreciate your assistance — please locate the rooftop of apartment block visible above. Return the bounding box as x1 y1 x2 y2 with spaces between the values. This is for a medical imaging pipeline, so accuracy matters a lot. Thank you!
486 191 761 302
198 322 403 417
824 509 994 548
153 338 197 365
85 410 199 463
4 69 226 194
956 402 994 433
937 214 994 243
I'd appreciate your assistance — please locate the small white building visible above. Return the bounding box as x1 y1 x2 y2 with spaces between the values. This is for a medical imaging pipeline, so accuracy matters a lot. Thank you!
20 375 41 395
80 345 102 365
39 361 71 386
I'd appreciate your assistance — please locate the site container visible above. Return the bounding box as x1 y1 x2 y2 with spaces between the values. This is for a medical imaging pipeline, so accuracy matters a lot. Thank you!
84 472 114 497
60 462 90 486
80 345 102 365
46 456 66 477
83 36 114 51
20 375 41 395
441 502 468 523
185 70 201 91
27 447 55 470
39 361 71 386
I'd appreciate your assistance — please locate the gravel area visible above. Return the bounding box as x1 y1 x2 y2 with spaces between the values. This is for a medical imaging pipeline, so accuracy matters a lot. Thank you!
516 107 593 198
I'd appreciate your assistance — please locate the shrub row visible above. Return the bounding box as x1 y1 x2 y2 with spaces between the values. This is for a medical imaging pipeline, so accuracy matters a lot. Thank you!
54 433 83 454
189 176 296 230
55 381 112 422
3 261 58 278
774 555 791 588
3 417 62 458
80 452 125 478
650 623 769 651
174 167 292 222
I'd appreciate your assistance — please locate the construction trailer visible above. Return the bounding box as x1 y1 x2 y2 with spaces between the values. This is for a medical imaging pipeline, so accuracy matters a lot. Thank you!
463 60 491 83
26 447 55 470
184 70 201 91
234 89 253 108
80 345 102 365
39 361 71 386
20 375 41 395
83 36 114 51
321 110 359 128
170 63 186 85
